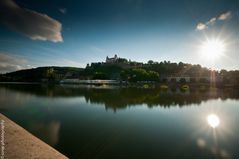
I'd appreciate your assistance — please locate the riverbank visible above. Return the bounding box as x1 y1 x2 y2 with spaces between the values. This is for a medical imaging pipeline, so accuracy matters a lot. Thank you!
0 113 68 159
1 81 238 89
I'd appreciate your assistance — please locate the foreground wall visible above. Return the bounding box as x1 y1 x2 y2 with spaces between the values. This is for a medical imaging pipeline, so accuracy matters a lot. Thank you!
0 113 68 159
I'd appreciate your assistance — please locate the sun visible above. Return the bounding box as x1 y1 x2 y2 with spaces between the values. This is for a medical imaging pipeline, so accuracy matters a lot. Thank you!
207 114 220 128
199 38 225 60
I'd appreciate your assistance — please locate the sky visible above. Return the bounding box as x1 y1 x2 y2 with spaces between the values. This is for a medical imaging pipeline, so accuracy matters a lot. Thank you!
0 0 239 73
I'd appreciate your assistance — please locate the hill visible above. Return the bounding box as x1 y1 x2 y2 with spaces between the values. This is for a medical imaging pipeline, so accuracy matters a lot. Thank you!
0 66 83 82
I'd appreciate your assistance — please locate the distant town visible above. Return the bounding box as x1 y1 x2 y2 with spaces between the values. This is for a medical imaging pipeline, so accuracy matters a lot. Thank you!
0 54 239 88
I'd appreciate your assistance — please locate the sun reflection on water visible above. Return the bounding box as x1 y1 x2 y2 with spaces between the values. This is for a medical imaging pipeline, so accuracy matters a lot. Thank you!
207 114 220 128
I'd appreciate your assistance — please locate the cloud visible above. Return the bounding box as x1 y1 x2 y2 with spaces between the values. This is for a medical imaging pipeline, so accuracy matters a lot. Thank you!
0 0 63 42
0 53 31 73
218 11 231 20
207 17 217 25
59 8 67 14
196 11 232 31
196 23 207 31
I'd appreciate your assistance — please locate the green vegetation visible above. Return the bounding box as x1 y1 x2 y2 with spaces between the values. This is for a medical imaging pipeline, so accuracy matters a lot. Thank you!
143 84 150 89
120 68 159 82
160 85 168 91
46 68 56 82
181 85 190 91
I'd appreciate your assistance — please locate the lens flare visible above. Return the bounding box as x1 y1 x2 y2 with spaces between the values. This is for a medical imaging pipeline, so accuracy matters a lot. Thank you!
200 39 225 60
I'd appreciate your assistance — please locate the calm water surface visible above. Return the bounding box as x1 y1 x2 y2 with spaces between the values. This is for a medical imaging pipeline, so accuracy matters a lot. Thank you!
0 84 239 159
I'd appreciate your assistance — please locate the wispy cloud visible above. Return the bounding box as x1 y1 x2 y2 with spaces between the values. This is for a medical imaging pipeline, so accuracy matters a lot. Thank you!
0 0 63 42
196 11 232 31
0 53 31 73
218 11 231 20
59 8 67 14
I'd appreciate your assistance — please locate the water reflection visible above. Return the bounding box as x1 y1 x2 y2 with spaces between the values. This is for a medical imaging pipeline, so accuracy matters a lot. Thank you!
196 138 206 148
0 84 239 111
28 121 61 146
207 114 220 128
195 114 234 159
196 137 231 159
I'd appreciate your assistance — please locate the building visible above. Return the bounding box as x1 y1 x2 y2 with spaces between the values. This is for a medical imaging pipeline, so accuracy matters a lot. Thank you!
106 54 118 63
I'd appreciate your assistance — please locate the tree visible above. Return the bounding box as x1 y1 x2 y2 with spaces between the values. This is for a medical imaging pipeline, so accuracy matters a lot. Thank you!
148 71 159 81
117 58 128 63
147 60 154 65
46 68 56 81
120 69 159 82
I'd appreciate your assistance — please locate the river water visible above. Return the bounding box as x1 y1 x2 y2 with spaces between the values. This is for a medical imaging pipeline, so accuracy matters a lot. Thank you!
0 84 238 159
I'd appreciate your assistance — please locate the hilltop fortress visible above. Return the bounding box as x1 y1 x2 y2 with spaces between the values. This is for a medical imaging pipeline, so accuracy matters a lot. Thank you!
106 54 118 63
90 54 143 69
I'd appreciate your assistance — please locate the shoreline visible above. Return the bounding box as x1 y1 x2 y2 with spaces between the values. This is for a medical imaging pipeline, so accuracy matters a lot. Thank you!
0 81 237 89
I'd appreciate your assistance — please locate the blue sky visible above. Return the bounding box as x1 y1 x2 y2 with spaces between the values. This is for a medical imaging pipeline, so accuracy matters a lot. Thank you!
0 0 239 73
